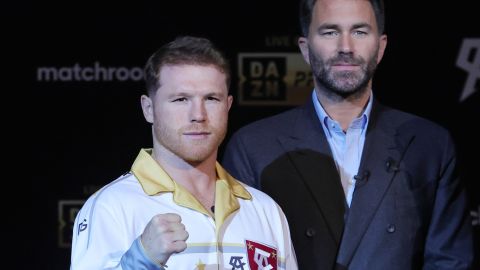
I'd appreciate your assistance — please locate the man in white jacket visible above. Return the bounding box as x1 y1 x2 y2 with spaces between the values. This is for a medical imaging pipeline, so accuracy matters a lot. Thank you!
70 36 298 270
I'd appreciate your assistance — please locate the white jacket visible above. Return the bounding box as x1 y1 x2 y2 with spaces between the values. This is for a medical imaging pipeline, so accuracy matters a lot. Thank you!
71 149 298 270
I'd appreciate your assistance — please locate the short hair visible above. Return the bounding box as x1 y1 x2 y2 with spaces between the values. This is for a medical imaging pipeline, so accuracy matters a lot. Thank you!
299 0 385 37
144 36 230 96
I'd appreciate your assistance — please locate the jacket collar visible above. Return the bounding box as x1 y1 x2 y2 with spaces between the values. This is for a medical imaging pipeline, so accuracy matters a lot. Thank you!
131 148 252 229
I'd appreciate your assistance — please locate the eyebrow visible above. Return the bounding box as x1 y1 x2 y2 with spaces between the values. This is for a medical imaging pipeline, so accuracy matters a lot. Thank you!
168 91 227 98
351 23 372 30
317 22 373 31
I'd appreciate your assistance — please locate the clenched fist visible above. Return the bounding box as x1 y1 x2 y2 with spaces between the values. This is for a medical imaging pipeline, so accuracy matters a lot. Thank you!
141 213 189 266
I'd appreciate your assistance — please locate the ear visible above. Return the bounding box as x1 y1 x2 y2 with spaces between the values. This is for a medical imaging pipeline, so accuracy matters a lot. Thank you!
227 95 233 111
376 34 388 64
140 94 154 124
298 37 311 65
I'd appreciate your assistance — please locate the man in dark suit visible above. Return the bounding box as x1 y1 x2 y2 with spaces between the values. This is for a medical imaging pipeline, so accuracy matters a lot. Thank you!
222 0 474 269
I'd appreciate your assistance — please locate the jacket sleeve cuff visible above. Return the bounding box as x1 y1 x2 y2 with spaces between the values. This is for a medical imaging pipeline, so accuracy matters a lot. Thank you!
120 237 166 270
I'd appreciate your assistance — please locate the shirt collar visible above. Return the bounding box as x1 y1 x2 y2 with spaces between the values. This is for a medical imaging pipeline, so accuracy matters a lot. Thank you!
130 149 252 229
312 89 373 136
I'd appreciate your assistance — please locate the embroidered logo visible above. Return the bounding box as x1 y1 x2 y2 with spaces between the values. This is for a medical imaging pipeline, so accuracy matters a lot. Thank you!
229 256 246 270
78 219 88 235
245 240 277 270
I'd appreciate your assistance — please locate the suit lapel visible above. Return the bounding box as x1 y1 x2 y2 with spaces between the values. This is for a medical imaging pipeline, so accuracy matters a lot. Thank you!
336 103 412 265
277 101 346 244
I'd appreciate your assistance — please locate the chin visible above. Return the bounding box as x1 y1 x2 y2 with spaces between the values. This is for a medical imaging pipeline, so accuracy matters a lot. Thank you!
180 148 216 164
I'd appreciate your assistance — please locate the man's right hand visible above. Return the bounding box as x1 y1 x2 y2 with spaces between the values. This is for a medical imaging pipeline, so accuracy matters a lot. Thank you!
140 213 189 266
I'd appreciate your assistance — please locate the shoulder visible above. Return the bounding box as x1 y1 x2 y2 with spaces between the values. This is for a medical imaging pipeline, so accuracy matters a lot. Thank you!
376 104 452 139
239 184 290 230
243 183 284 211
375 104 455 152
79 172 139 213
230 105 305 142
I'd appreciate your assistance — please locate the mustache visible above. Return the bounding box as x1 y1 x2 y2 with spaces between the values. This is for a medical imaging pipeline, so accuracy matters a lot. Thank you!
180 124 211 133
328 54 364 65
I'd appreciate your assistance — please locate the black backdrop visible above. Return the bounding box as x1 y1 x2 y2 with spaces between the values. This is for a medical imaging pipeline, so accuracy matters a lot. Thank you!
23 0 479 269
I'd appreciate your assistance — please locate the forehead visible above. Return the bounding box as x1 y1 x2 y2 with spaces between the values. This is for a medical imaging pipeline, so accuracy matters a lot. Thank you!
157 64 228 94
312 0 377 27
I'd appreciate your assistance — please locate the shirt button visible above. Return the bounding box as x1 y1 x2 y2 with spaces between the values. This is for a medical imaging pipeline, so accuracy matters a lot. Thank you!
387 224 396 233
305 228 316 237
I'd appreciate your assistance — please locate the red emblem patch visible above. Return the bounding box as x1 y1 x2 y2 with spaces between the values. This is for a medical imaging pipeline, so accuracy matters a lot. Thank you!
245 240 278 270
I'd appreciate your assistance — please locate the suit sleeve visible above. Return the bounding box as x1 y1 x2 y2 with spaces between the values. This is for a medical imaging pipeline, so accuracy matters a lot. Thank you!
423 134 474 269
222 131 258 188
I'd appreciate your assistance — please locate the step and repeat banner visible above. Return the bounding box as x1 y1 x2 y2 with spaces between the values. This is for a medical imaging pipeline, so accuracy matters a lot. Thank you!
28 0 478 268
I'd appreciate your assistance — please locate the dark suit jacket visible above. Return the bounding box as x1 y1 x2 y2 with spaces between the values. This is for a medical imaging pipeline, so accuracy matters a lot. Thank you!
222 99 473 270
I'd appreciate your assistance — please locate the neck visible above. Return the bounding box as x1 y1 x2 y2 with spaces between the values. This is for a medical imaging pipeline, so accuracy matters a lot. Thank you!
152 144 217 214
316 85 371 131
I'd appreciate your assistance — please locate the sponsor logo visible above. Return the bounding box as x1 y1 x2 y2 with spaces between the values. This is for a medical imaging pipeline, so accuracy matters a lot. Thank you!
456 38 480 101
264 35 299 48
58 200 85 248
229 256 246 270
78 219 88 235
238 53 312 105
37 62 143 82
246 240 277 270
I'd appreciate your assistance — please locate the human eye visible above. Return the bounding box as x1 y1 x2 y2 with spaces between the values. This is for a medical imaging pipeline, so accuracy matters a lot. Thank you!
171 97 187 102
321 30 338 37
206 96 221 102
353 30 368 36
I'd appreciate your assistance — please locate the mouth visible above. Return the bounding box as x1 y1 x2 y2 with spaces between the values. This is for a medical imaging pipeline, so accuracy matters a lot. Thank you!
331 62 360 71
183 131 211 139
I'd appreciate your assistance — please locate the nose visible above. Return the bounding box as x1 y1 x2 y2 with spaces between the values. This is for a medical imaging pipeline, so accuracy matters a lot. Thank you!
338 33 353 54
190 99 207 123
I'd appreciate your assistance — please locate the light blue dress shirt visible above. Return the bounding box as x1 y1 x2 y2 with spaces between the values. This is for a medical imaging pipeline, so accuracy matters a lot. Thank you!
312 90 372 206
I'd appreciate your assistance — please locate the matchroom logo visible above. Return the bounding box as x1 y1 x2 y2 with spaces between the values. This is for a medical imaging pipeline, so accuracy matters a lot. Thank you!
238 53 312 106
37 62 144 82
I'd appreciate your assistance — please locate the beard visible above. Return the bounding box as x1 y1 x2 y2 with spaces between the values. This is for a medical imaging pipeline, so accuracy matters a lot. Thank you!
154 121 227 165
309 46 379 99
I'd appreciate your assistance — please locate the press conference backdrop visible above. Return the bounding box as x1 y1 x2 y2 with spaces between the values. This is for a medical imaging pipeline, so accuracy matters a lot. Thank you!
27 0 478 269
